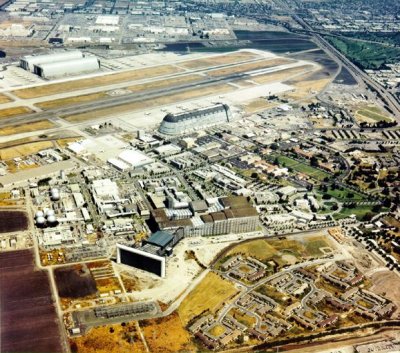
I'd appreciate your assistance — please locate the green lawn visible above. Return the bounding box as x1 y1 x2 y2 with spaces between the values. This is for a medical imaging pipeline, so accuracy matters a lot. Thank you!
326 35 400 69
274 155 331 181
325 187 365 201
333 205 388 221
358 109 393 122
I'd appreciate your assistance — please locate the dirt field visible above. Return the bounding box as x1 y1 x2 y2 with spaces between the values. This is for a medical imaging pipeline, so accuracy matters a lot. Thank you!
65 83 234 123
0 119 55 136
70 322 146 353
13 65 183 99
243 98 278 114
207 58 293 77
370 270 400 316
178 272 238 325
283 77 331 100
0 106 33 119
0 211 28 232
251 65 313 84
0 141 53 159
140 312 196 353
0 93 12 104
54 265 97 298
0 250 63 353
180 51 259 69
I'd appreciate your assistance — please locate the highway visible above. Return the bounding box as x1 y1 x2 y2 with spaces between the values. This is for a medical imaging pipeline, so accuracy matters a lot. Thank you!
291 14 400 118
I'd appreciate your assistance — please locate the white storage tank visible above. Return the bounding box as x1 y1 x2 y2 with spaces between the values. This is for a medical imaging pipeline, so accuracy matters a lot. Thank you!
36 216 46 225
35 210 44 218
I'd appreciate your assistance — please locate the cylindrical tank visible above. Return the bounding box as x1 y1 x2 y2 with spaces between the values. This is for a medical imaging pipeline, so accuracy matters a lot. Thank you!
47 215 57 225
50 191 60 201
50 188 59 194
45 209 55 218
35 210 44 218
36 216 46 225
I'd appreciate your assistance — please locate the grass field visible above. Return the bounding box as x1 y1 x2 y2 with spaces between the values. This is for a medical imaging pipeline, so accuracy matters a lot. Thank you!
207 58 293 77
356 105 393 123
274 154 330 181
0 94 12 104
243 98 278 114
13 65 183 99
141 312 195 353
229 308 256 328
178 272 238 325
324 186 365 201
0 140 53 159
0 106 33 119
36 92 108 110
251 65 313 84
333 205 388 221
0 120 55 136
127 74 203 93
180 51 259 69
65 83 234 123
37 74 204 111
255 284 292 306
223 235 333 268
326 35 400 69
70 322 146 353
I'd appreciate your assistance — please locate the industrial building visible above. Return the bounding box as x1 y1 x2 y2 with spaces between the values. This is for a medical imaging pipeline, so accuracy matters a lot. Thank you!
116 230 182 277
158 104 232 135
34 57 100 78
20 50 100 78
151 196 260 237
117 243 167 277
20 51 84 72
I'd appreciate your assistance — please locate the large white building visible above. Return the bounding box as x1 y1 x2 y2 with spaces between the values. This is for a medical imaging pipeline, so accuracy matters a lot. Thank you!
20 51 100 78
34 57 100 78
20 51 83 72
158 104 232 136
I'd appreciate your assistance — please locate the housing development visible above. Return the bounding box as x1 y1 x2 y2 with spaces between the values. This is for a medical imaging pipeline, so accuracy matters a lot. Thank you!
0 1 399 353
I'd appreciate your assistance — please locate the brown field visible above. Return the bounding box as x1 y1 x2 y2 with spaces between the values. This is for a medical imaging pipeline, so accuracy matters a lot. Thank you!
178 272 238 325
127 74 203 93
207 58 293 77
36 92 108 110
13 65 183 99
0 211 28 233
0 106 33 119
0 94 12 104
243 98 278 114
284 77 331 100
0 250 63 353
70 322 146 353
56 137 81 148
0 141 53 159
141 312 196 353
180 51 259 69
251 65 313 84
65 83 234 123
0 120 55 137
54 264 97 299
4 159 38 173
95 277 121 294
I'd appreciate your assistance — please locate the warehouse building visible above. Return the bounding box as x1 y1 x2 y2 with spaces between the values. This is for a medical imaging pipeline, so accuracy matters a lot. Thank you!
33 57 100 79
20 50 83 72
20 50 100 78
158 104 232 135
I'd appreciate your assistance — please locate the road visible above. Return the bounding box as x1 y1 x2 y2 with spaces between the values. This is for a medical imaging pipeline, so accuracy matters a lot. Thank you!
291 15 400 118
